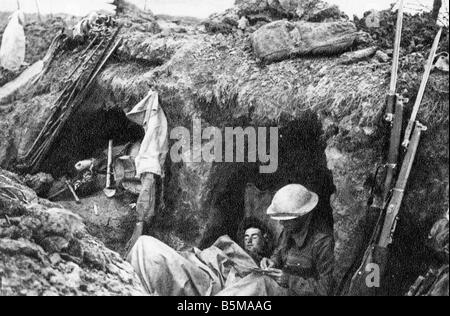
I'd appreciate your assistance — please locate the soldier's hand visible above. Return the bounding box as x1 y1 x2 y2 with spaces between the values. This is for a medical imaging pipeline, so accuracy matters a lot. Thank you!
124 222 144 259
267 269 289 288
260 258 275 270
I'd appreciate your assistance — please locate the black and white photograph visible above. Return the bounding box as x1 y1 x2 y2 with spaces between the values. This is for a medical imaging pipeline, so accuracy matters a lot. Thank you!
0 0 448 299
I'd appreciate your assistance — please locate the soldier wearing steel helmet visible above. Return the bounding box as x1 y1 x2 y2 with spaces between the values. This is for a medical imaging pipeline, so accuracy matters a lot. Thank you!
260 184 335 296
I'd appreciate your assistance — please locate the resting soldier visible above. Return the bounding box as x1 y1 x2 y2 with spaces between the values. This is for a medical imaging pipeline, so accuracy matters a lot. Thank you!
240 217 274 266
127 217 274 296
218 184 335 296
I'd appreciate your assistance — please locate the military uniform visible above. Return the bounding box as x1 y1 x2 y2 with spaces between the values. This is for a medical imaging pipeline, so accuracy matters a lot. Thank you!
219 185 336 296
271 217 335 296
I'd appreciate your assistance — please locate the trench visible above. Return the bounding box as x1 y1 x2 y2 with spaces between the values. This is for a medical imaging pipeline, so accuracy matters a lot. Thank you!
28 93 429 295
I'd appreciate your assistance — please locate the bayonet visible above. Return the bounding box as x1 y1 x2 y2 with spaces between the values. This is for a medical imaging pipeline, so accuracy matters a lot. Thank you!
385 0 405 123
402 28 442 148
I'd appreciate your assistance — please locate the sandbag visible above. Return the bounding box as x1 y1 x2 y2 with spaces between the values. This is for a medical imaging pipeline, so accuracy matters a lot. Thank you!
235 0 344 22
0 11 26 72
251 20 358 63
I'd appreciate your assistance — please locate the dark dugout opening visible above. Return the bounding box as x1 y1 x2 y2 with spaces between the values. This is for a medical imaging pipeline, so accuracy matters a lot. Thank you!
199 111 336 249
40 108 144 178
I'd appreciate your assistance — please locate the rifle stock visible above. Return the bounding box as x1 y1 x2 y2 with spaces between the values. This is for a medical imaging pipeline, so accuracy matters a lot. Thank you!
383 99 404 203
348 245 388 296
372 97 404 210
378 122 427 247
348 122 426 295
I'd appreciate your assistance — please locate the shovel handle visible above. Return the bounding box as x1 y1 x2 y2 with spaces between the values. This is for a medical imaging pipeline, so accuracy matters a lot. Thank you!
106 139 113 188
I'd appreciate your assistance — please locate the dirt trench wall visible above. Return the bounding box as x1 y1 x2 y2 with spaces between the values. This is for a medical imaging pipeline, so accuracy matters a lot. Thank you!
0 169 145 296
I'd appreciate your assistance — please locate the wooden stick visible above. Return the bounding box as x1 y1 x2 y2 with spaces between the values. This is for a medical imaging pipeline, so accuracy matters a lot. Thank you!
47 186 68 200
66 181 81 204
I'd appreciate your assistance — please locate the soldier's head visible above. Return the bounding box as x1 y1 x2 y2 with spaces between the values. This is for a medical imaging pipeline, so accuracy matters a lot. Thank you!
267 184 319 233
240 217 273 259
244 227 265 256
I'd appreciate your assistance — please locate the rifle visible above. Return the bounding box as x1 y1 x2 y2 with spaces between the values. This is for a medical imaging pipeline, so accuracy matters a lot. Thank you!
348 122 427 295
336 3 406 295
372 0 406 209
346 28 442 296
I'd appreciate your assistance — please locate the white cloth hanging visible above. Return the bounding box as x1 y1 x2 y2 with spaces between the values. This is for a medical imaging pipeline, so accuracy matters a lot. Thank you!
0 10 26 72
126 91 169 177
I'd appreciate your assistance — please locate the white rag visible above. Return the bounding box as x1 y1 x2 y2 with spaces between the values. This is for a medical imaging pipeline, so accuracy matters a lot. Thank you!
0 10 26 71
126 91 169 178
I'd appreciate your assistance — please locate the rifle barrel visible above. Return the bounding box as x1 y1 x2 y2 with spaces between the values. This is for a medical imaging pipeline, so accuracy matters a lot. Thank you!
402 28 443 148
389 0 405 94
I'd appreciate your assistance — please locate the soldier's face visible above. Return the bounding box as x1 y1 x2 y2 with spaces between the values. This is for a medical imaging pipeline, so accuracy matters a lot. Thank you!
280 219 297 231
244 228 264 255
280 215 308 232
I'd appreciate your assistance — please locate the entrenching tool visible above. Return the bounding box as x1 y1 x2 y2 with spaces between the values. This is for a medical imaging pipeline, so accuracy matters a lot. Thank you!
402 28 443 148
104 139 116 198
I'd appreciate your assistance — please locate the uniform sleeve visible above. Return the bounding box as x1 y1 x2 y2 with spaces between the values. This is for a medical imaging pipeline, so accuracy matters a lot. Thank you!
270 232 286 268
287 235 335 296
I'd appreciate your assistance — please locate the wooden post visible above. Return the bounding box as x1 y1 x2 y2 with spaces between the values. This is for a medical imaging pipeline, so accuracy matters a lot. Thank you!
144 0 148 11
16 0 21 10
